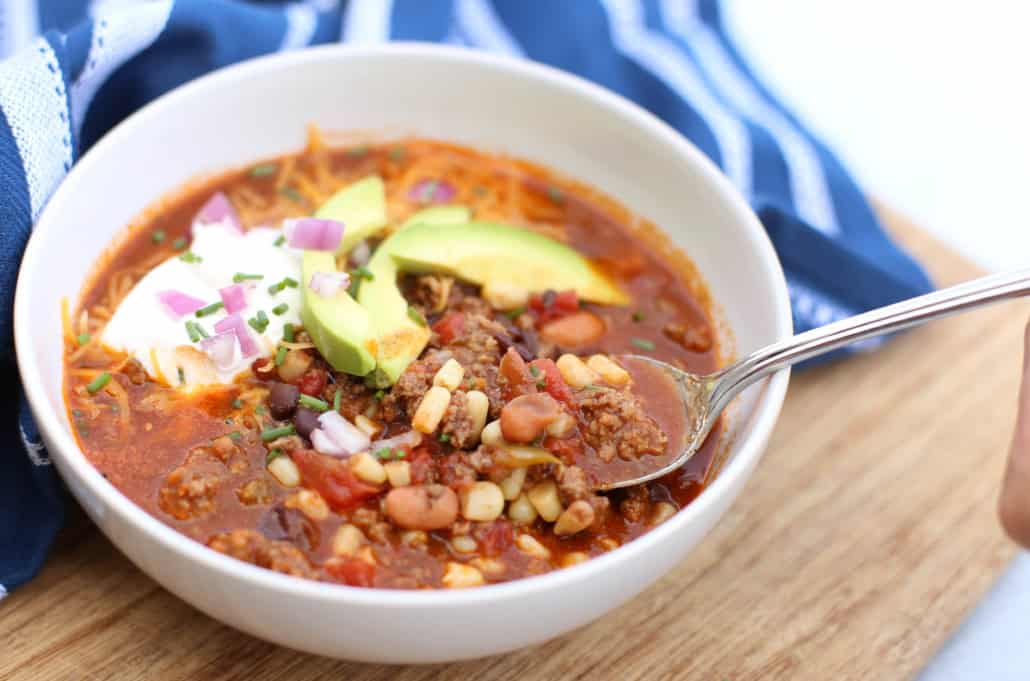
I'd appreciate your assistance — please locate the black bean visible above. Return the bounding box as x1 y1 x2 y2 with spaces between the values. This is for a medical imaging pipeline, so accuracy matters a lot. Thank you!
293 407 320 439
268 382 300 419
257 505 319 551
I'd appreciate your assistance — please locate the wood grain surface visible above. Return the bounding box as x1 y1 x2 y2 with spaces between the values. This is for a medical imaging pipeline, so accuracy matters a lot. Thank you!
1 210 1021 681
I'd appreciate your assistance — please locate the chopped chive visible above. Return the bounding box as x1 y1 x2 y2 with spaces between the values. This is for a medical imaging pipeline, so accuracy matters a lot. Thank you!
248 316 267 333
268 280 286 295
233 272 264 283
546 185 564 204
407 306 427 327
283 323 295 342
76 332 91 346
195 301 224 317
231 398 243 409
583 384 602 391
279 187 304 204
151 230 166 244
272 303 289 316
632 311 646 322
274 235 286 247
86 372 111 394
504 307 526 319
179 251 203 263
185 321 200 343
283 277 298 288
394 449 406 460
249 163 278 177
274 346 288 366
374 447 393 460
389 146 406 161
257 310 269 325
346 278 361 298
529 365 541 378
177 367 186 385
261 424 296 442
299 394 329 412
630 337 656 351
255 405 267 415
353 266 374 282
439 433 451 443
374 389 385 401
332 389 342 413
227 430 243 441
266 448 284 464
172 236 188 250
194 322 209 339
346 145 369 158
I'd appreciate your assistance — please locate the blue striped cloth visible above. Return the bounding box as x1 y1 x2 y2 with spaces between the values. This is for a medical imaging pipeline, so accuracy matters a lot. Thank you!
0 0 932 596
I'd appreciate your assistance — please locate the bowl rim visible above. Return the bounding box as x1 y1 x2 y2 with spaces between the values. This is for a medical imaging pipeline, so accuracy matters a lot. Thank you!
15 43 792 607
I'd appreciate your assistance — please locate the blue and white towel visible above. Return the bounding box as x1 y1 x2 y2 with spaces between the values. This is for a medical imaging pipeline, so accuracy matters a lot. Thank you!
0 0 932 596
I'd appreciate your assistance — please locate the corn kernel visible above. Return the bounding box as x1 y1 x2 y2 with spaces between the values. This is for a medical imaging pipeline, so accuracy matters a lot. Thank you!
267 455 300 487
465 390 490 442
480 419 504 446
451 535 478 554
556 354 600 388
354 414 381 438
350 451 387 485
587 354 631 386
527 479 563 522
384 460 411 487
294 489 329 521
482 281 530 310
442 562 485 588
546 412 575 438
460 481 505 522
400 530 428 547
508 493 539 524
651 502 677 525
554 500 595 536
413 386 451 433
432 358 465 392
515 534 551 560
561 551 590 567
332 524 366 556
499 467 527 500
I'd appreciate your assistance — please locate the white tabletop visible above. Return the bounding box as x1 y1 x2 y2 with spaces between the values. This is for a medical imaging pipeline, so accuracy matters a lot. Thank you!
724 1 1029 677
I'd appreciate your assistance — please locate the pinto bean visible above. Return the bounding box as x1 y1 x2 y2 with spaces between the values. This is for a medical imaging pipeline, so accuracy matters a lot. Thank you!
539 311 605 349
384 484 459 530
500 393 560 443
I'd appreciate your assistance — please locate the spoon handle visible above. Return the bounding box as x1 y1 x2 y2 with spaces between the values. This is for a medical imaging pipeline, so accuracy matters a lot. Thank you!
710 266 1030 413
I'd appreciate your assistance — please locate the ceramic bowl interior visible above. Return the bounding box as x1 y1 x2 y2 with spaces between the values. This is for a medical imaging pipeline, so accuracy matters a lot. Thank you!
15 44 791 663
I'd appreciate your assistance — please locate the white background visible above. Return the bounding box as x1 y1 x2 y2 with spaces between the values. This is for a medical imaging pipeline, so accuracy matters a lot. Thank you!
723 2 1030 678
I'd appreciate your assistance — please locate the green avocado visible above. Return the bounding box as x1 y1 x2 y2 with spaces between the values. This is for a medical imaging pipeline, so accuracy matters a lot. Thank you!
401 204 471 228
315 175 388 255
299 177 389 376
358 220 627 384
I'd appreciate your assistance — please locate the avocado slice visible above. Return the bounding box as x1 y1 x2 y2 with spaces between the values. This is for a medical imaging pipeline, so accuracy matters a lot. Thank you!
299 177 389 376
358 221 628 384
401 205 471 228
315 175 388 255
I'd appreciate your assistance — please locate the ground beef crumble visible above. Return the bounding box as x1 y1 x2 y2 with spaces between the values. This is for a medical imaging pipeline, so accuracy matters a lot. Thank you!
207 529 316 579
576 386 667 462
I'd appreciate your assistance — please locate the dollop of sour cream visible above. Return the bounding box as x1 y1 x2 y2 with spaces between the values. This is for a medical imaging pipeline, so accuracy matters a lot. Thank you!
102 221 304 387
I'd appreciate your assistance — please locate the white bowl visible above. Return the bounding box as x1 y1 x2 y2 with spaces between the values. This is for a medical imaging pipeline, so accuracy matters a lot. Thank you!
15 44 791 663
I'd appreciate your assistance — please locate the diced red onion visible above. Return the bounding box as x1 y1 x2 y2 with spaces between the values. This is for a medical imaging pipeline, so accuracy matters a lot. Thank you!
218 284 247 314
214 313 259 357
316 411 370 456
283 217 344 251
199 331 237 370
194 192 242 233
370 429 423 453
308 271 350 298
311 428 348 457
408 179 456 204
157 290 205 318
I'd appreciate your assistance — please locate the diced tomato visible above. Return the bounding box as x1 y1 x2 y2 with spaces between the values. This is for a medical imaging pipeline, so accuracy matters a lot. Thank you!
297 368 327 396
529 358 575 407
252 356 277 381
291 449 380 511
543 435 583 463
499 347 537 400
325 556 376 587
475 519 514 557
528 289 579 324
432 312 465 345
407 447 435 485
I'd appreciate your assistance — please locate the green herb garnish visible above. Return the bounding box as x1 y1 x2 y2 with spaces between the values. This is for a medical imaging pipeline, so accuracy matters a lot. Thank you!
261 424 296 442
332 389 342 413
178 251 203 264
352 266 374 281
632 311 645 322
374 447 393 460
279 187 304 204
389 146 406 161
299 394 329 412
151 230 166 244
195 301 224 318
177 367 186 385
346 145 369 158
268 277 297 295
283 323 295 342
255 405 267 415
630 337 656 351
248 315 269 333
227 430 243 441
86 372 112 394
439 433 451 444
194 322 209 339
274 346 288 366
233 272 264 283
374 389 385 401
172 236 188 250
529 365 541 378
231 398 243 409
407 306 427 327
504 307 526 319
266 448 284 464
249 163 278 177
274 235 286 247
76 333 91 346
185 321 201 343
272 303 289 316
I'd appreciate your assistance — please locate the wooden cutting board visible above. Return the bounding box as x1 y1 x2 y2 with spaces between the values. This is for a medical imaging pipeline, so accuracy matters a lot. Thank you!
0 209 1021 681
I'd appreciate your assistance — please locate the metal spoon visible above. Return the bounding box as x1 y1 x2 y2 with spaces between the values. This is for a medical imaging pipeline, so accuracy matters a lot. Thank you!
602 267 1030 490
